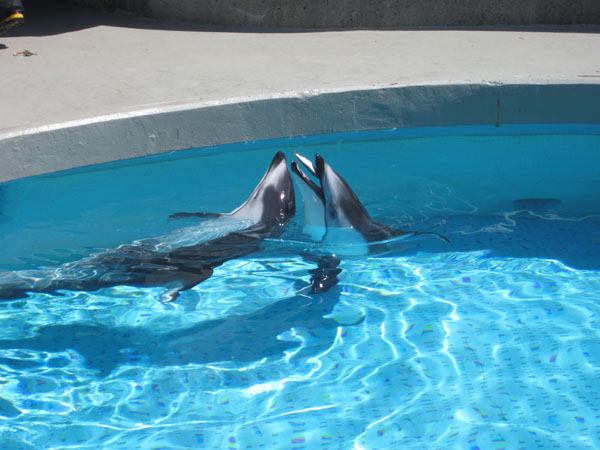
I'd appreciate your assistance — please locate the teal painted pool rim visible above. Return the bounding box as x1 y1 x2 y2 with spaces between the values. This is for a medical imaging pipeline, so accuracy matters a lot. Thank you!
0 83 599 183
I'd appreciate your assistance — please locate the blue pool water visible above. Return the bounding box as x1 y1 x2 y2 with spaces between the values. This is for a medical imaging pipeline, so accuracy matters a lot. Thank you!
0 125 599 449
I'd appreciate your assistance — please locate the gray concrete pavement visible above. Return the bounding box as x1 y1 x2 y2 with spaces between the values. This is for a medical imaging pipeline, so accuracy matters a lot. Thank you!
0 2 599 181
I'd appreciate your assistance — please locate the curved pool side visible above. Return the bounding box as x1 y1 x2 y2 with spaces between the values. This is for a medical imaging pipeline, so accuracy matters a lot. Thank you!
1 83 599 184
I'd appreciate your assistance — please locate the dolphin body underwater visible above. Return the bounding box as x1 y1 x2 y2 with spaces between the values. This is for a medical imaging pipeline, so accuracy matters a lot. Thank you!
0 152 295 302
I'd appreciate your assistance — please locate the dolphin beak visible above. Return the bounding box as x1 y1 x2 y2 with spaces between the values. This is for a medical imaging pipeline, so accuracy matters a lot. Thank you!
294 151 318 177
314 154 326 180
291 154 324 202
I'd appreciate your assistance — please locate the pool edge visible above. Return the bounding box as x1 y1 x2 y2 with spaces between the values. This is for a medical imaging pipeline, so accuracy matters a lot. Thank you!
1 83 599 183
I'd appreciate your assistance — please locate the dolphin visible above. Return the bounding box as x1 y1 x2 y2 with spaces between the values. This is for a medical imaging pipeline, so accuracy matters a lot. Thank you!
0 152 295 302
291 152 448 255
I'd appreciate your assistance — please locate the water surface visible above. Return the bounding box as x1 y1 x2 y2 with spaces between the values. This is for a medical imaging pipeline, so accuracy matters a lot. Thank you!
0 125 599 449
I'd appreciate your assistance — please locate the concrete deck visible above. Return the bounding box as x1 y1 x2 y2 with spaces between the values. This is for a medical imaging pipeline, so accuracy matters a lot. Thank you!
0 1 599 182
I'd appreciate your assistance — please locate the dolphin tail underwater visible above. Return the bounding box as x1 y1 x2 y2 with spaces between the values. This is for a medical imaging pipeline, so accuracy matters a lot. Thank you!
0 152 296 302
291 152 449 252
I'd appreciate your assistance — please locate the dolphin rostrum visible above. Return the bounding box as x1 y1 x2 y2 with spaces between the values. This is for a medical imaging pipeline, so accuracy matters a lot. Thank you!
0 152 295 302
291 152 448 255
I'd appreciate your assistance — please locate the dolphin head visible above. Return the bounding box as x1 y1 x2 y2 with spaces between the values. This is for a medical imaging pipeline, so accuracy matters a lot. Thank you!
314 154 373 231
231 152 295 225
291 154 326 241
291 152 378 250
292 153 374 233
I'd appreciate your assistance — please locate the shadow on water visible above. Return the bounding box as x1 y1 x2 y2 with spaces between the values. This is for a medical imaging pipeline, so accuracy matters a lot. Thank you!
405 210 600 271
0 257 352 377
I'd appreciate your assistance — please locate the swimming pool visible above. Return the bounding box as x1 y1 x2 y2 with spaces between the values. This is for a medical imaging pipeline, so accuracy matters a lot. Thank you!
0 124 599 449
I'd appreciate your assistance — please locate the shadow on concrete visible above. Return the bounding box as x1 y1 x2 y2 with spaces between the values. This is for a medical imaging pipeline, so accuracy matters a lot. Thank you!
5 0 600 37
5 0 208 37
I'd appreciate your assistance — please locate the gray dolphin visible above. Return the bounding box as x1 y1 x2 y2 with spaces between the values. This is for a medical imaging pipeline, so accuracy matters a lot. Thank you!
291 152 448 255
0 152 295 302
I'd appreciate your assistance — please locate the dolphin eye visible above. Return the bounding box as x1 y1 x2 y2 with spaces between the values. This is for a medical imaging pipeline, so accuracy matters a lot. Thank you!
328 208 337 219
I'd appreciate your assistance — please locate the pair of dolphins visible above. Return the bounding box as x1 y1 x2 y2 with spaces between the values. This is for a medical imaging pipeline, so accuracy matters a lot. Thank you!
0 152 447 302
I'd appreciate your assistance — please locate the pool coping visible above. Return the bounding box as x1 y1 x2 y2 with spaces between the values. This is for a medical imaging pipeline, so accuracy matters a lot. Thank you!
1 82 599 183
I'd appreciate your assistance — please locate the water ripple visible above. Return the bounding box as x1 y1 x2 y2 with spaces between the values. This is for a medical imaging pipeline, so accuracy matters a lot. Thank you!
1 249 599 449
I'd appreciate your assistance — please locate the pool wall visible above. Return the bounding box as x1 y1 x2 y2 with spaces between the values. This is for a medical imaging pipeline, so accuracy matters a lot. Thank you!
68 0 600 27
1 83 599 183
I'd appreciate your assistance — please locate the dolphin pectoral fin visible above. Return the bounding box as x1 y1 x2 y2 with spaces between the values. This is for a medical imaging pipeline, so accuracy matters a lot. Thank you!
159 276 206 303
168 212 223 220
156 267 215 302
160 286 184 303
372 223 451 244
412 231 450 243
